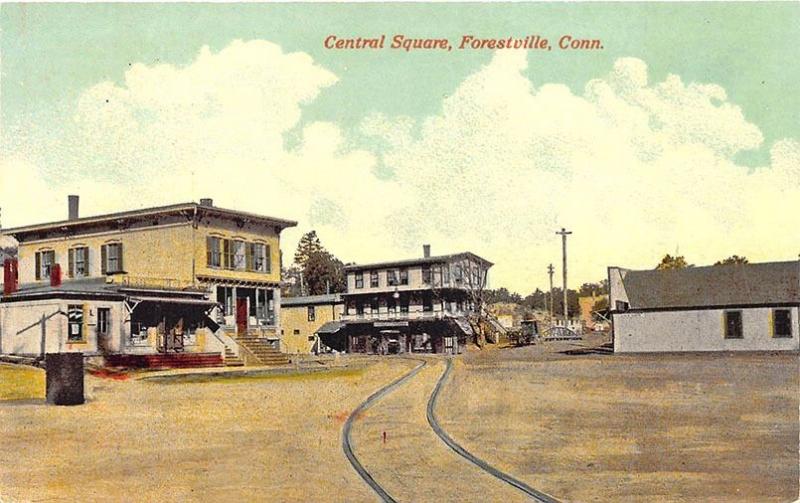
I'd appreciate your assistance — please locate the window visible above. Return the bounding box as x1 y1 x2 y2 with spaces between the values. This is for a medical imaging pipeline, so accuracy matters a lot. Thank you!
370 271 379 288
250 243 269 273
399 269 409 285
422 293 433 312
223 239 234 269
453 264 463 283
370 298 379 313
356 303 365 315
355 271 364 289
773 309 792 338
67 304 84 342
724 311 743 339
422 266 432 284
101 243 124 274
206 237 222 267
97 308 110 335
615 301 630 312
387 270 398 286
69 247 89 278
35 250 56 280
443 265 450 285
233 240 246 270
293 329 300 335
387 297 397 314
308 306 316 322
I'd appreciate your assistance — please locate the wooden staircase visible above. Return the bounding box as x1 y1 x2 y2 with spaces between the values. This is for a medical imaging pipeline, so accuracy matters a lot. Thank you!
223 347 245 367
236 335 290 366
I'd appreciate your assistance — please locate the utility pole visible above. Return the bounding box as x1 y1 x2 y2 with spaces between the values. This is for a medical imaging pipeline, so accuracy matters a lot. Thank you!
547 263 555 324
556 227 572 324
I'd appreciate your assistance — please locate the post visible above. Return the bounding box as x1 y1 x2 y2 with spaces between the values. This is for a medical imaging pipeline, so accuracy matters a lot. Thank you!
547 263 555 324
556 228 572 324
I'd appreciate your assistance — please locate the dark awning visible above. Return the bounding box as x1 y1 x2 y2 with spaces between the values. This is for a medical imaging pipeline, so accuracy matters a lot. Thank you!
128 296 216 306
316 321 345 335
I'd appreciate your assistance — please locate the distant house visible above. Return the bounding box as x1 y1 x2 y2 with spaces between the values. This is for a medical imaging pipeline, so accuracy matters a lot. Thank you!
608 261 800 352
281 294 343 354
319 246 492 355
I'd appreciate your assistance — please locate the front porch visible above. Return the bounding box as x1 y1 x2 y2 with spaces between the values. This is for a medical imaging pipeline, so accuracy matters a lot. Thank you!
321 318 468 355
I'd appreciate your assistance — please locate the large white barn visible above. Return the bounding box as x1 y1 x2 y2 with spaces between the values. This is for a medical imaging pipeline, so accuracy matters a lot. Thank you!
608 261 800 353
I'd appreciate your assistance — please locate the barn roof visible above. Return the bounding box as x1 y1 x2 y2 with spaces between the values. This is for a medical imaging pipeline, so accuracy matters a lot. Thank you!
621 261 800 309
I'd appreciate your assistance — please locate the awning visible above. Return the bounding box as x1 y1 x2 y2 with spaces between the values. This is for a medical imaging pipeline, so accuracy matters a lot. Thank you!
451 317 474 336
316 321 345 335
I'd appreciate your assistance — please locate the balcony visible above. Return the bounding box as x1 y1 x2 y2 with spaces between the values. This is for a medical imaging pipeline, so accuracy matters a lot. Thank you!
341 308 469 322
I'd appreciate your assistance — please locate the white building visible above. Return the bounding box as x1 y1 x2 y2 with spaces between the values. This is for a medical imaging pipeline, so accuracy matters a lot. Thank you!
608 261 800 353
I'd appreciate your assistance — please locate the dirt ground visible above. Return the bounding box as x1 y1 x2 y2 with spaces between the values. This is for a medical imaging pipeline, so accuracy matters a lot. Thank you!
0 358 416 503
350 357 529 503
438 344 800 502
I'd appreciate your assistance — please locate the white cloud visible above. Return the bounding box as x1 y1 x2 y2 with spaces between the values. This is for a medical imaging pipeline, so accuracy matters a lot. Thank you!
361 51 798 291
2 43 798 293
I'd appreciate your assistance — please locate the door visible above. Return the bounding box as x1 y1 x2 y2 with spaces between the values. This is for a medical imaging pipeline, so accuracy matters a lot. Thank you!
236 298 248 335
96 308 111 353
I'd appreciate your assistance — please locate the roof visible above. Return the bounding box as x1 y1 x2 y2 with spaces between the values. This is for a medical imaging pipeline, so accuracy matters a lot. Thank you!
281 294 343 306
620 261 800 309
343 252 493 272
1 201 297 238
1 277 210 303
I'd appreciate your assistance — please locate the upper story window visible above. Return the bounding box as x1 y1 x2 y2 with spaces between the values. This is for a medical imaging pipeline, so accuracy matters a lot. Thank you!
101 243 124 274
370 270 379 288
773 309 792 338
724 311 743 339
355 271 364 289
233 240 246 270
387 270 398 286
453 264 464 284
250 243 270 273
35 250 56 280
307 306 316 322
207 237 222 267
422 266 432 284
68 247 89 278
442 265 450 285
399 269 409 285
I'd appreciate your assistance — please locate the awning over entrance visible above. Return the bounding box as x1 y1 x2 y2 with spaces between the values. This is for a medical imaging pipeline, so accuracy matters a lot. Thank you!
451 317 474 336
316 321 345 335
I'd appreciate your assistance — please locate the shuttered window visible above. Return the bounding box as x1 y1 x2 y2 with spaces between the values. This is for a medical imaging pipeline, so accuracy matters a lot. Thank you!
206 237 222 267
101 243 124 274
68 247 89 278
35 250 55 280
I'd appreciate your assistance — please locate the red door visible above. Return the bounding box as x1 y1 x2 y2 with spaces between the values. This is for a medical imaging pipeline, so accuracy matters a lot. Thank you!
236 298 248 335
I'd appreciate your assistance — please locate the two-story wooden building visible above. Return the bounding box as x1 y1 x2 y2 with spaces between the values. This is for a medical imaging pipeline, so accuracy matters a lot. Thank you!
318 246 492 355
0 197 296 367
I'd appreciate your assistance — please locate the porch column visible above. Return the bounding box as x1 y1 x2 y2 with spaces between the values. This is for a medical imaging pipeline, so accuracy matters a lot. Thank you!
273 287 281 328
232 286 238 334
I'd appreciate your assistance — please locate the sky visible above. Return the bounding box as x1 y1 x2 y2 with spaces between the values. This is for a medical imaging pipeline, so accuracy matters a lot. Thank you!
1 3 799 293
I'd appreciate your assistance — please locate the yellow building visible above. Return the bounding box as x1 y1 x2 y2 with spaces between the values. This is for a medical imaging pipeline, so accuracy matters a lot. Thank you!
0 196 296 367
280 294 343 354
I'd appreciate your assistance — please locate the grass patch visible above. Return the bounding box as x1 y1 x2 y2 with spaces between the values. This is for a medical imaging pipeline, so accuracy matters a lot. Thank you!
146 366 369 385
0 364 45 400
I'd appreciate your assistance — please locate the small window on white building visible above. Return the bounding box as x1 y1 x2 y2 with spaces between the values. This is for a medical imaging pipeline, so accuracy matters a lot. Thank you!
67 304 84 342
773 309 792 338
724 311 743 339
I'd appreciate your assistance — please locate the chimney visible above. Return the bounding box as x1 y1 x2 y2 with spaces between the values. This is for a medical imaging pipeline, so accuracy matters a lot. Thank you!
3 258 18 295
199 198 214 207
423 244 431 258
68 195 80 220
50 264 62 288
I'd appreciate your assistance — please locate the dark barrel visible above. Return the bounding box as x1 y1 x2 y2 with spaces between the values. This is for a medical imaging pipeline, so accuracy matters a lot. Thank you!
45 353 85 405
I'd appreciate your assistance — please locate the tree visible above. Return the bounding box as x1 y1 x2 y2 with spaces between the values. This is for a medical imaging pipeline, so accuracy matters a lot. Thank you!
485 287 523 304
578 280 609 297
303 250 346 295
285 230 346 296
293 231 324 269
714 255 749 266
655 254 692 270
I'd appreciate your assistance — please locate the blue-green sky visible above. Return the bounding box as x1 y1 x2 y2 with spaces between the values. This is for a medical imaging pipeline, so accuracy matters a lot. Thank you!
1 3 799 291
